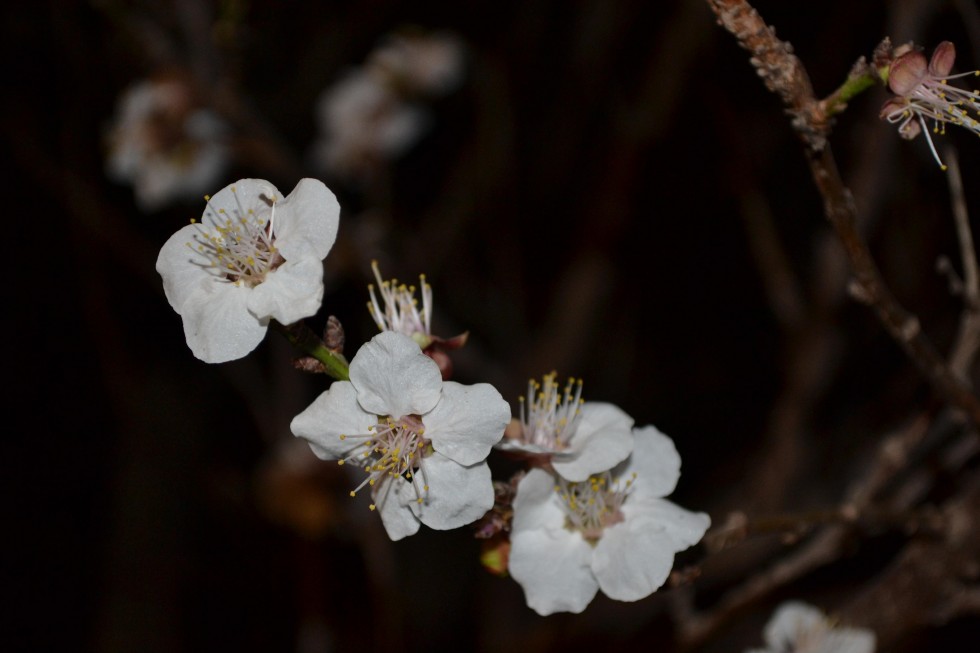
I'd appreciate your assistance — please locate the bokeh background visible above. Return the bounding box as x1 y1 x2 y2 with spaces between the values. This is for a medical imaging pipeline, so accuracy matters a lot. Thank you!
7 0 980 651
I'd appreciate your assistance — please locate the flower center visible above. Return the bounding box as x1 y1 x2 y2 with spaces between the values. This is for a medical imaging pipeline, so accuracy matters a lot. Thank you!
367 260 433 346
518 373 584 450
555 471 635 542
337 414 431 511
187 187 284 287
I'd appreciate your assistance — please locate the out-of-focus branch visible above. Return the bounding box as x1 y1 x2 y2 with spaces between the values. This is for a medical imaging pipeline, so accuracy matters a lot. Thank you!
943 146 980 380
705 0 980 425
843 476 980 648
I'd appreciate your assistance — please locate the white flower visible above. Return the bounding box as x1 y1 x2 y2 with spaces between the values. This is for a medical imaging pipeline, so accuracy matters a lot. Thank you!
313 70 428 180
290 331 510 541
369 31 466 96
508 425 710 615
156 178 340 363
495 373 634 482
748 601 876 653
106 77 229 210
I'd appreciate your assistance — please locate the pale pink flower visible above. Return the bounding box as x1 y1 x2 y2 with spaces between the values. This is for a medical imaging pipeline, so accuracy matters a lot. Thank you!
880 41 980 169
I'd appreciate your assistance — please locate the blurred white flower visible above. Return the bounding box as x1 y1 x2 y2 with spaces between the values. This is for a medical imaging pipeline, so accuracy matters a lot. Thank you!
369 31 466 96
496 373 634 481
748 601 876 653
508 425 710 615
880 41 980 169
313 29 467 181
156 178 340 363
313 70 428 180
291 331 510 541
106 76 229 210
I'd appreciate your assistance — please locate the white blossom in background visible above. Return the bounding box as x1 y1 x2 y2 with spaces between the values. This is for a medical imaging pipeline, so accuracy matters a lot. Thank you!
495 373 634 482
291 331 510 541
156 178 340 363
107 76 229 210
313 69 428 180
880 41 980 169
369 31 466 96
747 601 876 653
313 29 466 181
508 425 710 615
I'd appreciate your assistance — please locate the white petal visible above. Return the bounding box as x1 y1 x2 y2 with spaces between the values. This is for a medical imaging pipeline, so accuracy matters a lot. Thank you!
374 476 422 541
156 222 222 313
512 468 566 533
424 382 510 466
274 178 341 261
819 629 876 653
622 424 682 500
594 513 692 601
247 258 324 324
626 498 711 550
205 179 279 230
349 332 442 418
552 402 634 482
508 527 598 615
408 453 494 530
289 382 375 461
493 439 569 458
178 283 267 363
763 601 826 649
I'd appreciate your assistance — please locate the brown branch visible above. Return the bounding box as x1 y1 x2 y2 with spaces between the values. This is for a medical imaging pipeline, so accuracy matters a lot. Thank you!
706 0 980 425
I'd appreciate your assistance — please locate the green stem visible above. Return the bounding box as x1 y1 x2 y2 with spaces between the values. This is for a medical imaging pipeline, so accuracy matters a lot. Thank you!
271 320 350 381
821 70 880 117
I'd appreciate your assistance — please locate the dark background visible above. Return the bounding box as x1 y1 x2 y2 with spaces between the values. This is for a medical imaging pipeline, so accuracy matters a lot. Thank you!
6 0 980 651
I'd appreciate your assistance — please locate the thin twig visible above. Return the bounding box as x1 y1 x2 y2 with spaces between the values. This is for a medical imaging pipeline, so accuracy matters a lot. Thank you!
943 145 980 381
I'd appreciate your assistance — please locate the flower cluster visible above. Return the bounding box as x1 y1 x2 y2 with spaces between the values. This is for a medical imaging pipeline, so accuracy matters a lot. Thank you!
106 75 229 210
880 41 980 169
748 602 876 653
156 175 709 615
313 29 465 181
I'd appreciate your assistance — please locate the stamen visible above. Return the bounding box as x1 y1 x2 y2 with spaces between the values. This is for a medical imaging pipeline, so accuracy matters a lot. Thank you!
339 414 431 511
556 471 636 541
367 261 432 341
185 192 282 285
519 373 585 450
